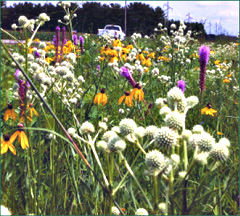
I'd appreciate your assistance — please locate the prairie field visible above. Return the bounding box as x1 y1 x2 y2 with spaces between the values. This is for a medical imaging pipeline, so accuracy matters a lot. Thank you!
1 2 239 215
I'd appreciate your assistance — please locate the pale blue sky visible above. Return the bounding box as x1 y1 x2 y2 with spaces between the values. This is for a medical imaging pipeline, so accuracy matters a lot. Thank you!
6 1 239 36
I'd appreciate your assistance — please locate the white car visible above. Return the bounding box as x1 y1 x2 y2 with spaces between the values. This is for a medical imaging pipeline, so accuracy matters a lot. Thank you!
97 25 126 40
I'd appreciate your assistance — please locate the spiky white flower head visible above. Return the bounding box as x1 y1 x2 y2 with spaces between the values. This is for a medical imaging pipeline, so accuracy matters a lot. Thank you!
134 127 146 138
210 143 229 161
167 87 186 112
135 208 149 215
155 98 166 108
188 134 201 149
192 125 204 134
154 127 178 149
18 16 29 26
111 126 120 134
145 125 158 139
171 154 180 165
1 205 11 215
28 54 34 61
197 132 215 152
11 23 18 30
102 131 117 142
99 122 108 131
145 150 168 176
158 203 166 215
181 130 192 141
69 98 77 105
64 15 70 21
39 42 46 49
159 106 171 117
67 128 76 136
218 138 230 147
118 108 124 114
80 121 95 134
178 171 187 179
119 118 137 136
194 152 209 165
170 23 177 29
158 23 163 28
38 13 50 22
108 136 126 152
165 112 185 131
186 96 199 108
17 55 25 64
77 75 85 83
67 53 76 64
96 140 108 152
111 206 120 215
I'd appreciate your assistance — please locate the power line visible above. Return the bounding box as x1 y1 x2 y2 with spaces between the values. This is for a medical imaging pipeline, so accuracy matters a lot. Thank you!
208 22 212 34
185 13 193 23
163 1 172 26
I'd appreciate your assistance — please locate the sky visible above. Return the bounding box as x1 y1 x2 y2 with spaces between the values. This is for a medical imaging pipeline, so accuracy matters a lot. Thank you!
5 1 239 36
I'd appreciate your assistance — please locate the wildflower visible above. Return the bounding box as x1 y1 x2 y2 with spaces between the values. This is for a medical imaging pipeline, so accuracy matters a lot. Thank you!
199 45 210 95
111 206 120 215
79 35 84 54
10 124 29 149
126 43 134 50
80 121 95 134
108 136 126 152
217 131 223 135
177 80 185 93
197 132 215 152
154 127 178 149
210 143 229 161
135 208 149 215
118 91 133 107
130 83 144 102
223 78 230 83
73 34 78 45
119 118 137 136
201 103 217 116
214 60 220 65
94 88 107 106
1 134 16 155
4 104 16 121
55 26 60 63
119 66 136 87
112 38 122 47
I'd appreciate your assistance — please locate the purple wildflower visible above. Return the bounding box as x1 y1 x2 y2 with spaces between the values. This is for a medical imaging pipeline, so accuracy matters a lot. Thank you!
60 27 66 62
73 34 78 45
120 67 136 87
15 69 21 81
97 65 100 71
53 35 57 46
34 51 40 58
79 35 84 54
199 45 210 95
177 80 185 93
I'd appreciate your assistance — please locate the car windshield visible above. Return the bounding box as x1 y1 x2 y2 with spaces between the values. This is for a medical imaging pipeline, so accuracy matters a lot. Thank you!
105 26 120 31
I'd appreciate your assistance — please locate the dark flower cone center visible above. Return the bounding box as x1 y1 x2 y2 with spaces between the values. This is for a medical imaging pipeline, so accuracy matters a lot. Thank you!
125 91 130 96
17 123 24 131
207 103 212 109
100 88 106 93
29 103 33 107
4 134 10 141
7 104 13 109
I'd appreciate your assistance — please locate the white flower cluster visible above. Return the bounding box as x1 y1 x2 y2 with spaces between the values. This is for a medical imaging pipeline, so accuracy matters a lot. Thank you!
131 33 142 40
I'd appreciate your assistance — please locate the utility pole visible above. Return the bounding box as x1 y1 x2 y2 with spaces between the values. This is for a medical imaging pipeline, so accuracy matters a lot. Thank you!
185 13 193 23
163 1 173 27
215 23 218 35
124 0 127 35
208 22 211 34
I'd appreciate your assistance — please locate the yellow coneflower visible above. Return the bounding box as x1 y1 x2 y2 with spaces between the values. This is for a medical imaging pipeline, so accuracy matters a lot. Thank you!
137 53 145 62
10 124 29 149
126 43 133 50
118 91 133 107
94 88 108 106
112 38 122 47
217 131 223 135
45 57 53 64
147 52 156 59
1 134 16 155
223 78 230 83
214 60 221 65
201 103 217 117
28 103 39 118
4 104 16 122
130 84 144 102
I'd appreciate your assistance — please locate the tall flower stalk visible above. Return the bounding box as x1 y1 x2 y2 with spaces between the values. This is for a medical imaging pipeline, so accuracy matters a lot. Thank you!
199 45 210 98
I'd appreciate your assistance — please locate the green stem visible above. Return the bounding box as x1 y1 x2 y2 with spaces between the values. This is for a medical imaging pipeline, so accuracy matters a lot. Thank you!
153 175 158 214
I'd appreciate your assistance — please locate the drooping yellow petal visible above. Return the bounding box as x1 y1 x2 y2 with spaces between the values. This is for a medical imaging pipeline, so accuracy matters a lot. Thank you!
1 142 8 155
20 131 28 149
139 90 144 101
11 109 16 120
10 131 20 143
32 108 39 117
4 109 11 121
102 93 108 106
22 132 29 148
94 93 99 104
8 142 16 155
118 95 126 105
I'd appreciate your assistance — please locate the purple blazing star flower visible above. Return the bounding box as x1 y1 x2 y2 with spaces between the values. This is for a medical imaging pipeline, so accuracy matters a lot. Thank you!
177 80 185 93
199 45 210 96
120 66 136 87
34 51 40 58
97 65 100 71
53 35 57 46
73 34 78 45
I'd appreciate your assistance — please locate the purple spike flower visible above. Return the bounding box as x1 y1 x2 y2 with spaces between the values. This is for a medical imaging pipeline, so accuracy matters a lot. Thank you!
73 34 78 45
34 51 40 58
53 35 57 46
177 80 185 93
199 45 210 95
120 66 136 87
79 35 84 54
15 69 21 81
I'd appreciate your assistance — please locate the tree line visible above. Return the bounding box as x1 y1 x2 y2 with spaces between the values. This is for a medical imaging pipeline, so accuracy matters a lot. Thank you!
1 2 206 36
